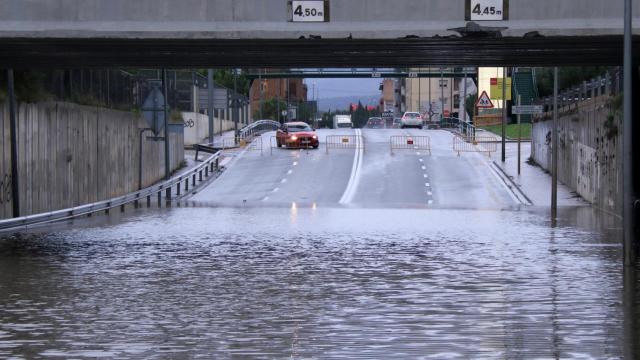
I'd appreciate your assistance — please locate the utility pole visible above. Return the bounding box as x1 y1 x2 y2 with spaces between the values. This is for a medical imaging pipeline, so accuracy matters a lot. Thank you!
207 69 214 144
501 67 507 162
259 69 264 119
162 69 170 180
7 69 20 217
517 94 522 175
277 79 281 123
440 68 444 122
623 0 636 265
233 69 239 144
551 67 559 219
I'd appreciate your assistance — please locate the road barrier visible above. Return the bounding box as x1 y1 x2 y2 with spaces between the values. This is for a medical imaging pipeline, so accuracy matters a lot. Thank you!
325 134 365 154
390 135 431 155
244 136 263 155
453 134 498 157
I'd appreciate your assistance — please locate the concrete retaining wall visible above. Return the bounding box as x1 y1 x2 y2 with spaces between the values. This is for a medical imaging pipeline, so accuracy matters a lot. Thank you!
532 96 622 215
182 112 237 147
0 101 184 219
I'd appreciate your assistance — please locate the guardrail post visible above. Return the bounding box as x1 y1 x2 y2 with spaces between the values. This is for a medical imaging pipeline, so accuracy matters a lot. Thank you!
176 180 181 196
157 190 162 207
105 202 110 214
199 170 203 182
165 188 171 202
185 178 189 192
120 204 125 212
192 174 196 186
205 166 209 177
147 195 151 207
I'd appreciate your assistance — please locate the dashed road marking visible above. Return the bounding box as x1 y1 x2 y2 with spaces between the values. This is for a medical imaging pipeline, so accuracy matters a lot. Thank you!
293 161 298 166
419 158 423 162
272 187 279 193
262 196 270 201
287 169 293 175
425 183 431 187
421 165 426 170
427 191 432 196
281 178 287 183
423 174 428 178
428 200 433 205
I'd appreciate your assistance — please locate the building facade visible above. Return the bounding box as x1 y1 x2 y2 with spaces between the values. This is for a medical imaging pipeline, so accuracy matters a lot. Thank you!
250 77 307 120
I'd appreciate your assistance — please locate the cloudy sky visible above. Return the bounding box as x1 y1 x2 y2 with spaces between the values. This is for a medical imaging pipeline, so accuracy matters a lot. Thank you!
305 78 382 99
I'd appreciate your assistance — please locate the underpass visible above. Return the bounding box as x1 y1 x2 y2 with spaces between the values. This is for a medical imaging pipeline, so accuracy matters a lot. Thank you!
191 129 520 210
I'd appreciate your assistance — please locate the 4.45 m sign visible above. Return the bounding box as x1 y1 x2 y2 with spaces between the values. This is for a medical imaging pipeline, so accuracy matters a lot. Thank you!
465 0 509 21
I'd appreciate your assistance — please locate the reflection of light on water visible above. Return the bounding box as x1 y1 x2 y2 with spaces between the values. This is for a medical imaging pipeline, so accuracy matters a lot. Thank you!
290 202 298 223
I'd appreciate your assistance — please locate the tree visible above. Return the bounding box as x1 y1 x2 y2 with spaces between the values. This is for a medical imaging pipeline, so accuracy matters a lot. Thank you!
535 67 608 97
465 94 478 123
254 98 287 121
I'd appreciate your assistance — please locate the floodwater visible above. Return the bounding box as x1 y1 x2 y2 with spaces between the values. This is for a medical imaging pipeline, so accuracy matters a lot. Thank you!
0 205 638 359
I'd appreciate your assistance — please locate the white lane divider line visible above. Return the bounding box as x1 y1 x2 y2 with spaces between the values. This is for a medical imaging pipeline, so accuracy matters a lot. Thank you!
428 200 434 205
423 174 428 178
262 196 270 201
272 187 279 193
419 158 423 162
425 183 431 187
421 165 426 170
416 152 421 155
281 178 287 184
339 128 364 205
293 161 298 166
287 169 293 175
427 191 432 196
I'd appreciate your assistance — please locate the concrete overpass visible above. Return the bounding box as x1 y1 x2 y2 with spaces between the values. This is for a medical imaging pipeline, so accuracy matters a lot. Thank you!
0 0 639 67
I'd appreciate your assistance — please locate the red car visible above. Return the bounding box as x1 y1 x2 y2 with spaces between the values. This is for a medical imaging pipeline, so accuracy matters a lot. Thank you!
276 122 319 149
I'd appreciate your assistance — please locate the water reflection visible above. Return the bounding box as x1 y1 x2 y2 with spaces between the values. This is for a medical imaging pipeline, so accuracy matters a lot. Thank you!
0 206 637 358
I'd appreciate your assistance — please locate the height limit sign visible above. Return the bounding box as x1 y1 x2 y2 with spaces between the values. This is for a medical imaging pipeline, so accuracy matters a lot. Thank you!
466 0 509 21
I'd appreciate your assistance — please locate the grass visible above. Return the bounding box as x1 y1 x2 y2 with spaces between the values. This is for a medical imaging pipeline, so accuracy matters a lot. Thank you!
479 123 532 140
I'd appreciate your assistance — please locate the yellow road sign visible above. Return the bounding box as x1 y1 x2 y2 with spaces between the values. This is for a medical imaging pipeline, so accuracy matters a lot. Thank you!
490 77 512 100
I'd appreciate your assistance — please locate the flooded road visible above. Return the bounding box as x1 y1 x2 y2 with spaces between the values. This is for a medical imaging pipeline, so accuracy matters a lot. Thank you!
0 206 638 358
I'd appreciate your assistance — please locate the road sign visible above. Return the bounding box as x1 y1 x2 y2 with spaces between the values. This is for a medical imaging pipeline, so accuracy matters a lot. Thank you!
490 77 512 100
512 105 544 114
475 91 494 108
466 0 508 21
290 1 328 22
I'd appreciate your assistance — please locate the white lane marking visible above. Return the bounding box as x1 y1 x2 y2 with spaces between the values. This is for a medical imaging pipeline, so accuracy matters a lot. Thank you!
262 196 270 201
427 191 432 196
416 152 421 155
428 200 434 205
293 161 298 166
423 174 428 178
419 158 423 162
287 169 293 175
272 187 279 193
339 128 364 204
281 178 287 183
421 165 426 170
425 183 431 187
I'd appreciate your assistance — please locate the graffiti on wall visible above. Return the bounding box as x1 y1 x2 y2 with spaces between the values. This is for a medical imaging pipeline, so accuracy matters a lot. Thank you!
0 173 11 204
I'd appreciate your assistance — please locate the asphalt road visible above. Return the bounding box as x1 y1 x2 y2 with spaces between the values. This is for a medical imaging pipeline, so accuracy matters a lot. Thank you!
190 128 519 209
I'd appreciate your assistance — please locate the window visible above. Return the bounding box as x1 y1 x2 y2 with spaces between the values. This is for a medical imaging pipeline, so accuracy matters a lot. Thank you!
439 80 448 88
290 83 297 97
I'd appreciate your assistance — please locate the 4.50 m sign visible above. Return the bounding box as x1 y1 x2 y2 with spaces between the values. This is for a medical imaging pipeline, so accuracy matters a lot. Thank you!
466 0 509 21
290 1 329 22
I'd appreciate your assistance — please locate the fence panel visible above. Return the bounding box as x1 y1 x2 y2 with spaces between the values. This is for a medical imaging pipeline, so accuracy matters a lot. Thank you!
325 135 365 154
390 135 431 155
453 135 498 157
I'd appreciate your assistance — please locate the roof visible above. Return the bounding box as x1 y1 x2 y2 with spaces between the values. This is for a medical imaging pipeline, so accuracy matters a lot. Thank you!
284 121 309 126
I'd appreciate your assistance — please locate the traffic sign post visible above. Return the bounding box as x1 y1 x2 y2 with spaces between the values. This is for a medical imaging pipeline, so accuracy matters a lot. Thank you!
475 91 494 108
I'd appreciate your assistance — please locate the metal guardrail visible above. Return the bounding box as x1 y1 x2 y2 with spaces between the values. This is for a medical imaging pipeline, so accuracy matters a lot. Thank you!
390 135 431 155
0 152 222 233
453 135 498 157
325 135 365 154
238 119 280 140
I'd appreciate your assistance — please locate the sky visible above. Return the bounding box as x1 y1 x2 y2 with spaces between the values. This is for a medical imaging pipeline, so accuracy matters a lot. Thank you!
305 78 381 99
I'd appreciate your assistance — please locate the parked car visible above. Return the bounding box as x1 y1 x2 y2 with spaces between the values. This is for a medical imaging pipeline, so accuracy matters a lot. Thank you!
400 112 423 129
366 117 384 129
392 118 402 128
276 122 319 149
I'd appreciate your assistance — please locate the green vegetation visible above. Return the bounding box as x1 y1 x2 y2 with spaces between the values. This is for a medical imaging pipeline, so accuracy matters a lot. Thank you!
480 123 532 140
535 67 608 97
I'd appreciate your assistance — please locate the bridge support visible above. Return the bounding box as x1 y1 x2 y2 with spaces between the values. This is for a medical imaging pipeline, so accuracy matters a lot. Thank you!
624 0 637 266
7 69 20 217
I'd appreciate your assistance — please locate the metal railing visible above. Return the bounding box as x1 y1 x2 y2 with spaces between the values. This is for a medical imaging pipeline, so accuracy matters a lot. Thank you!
0 152 222 233
540 69 621 112
325 135 365 154
453 135 498 157
238 119 281 141
390 135 431 155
